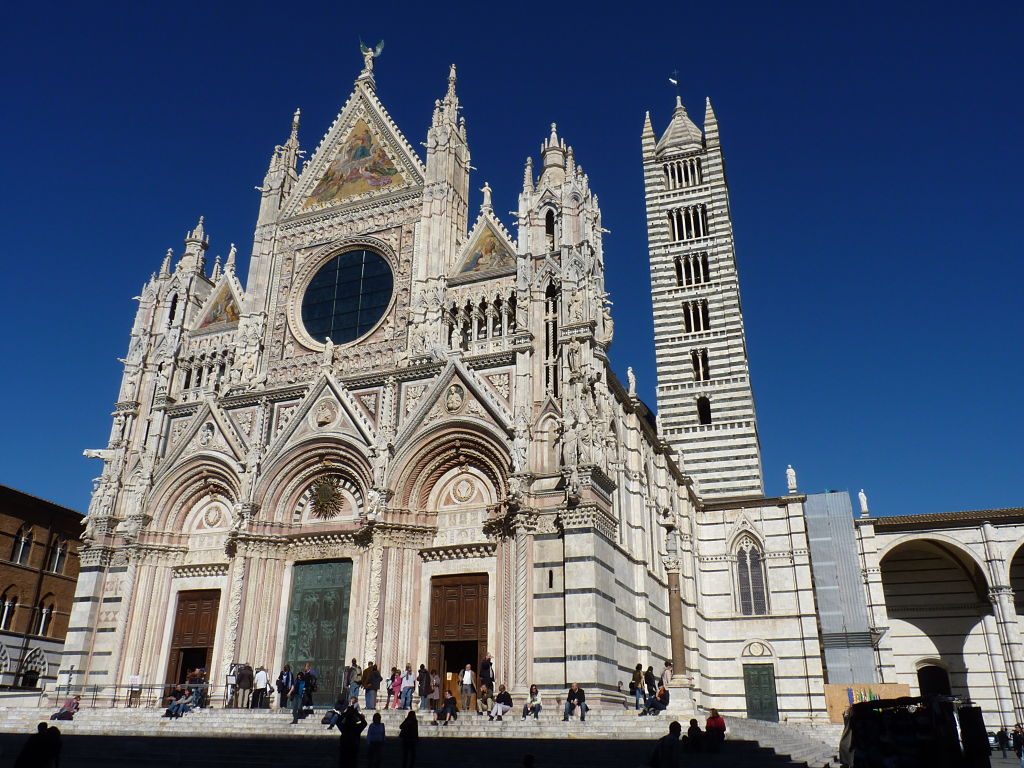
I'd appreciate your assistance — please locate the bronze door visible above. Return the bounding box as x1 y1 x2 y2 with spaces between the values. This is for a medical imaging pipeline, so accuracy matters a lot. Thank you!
166 589 220 684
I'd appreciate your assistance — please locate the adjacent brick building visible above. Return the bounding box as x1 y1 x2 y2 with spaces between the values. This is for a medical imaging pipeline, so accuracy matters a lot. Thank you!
0 485 82 689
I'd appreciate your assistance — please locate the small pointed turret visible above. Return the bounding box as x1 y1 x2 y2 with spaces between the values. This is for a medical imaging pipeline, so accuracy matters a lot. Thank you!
178 216 209 274
210 253 222 281
225 243 237 273
522 157 534 194
656 95 703 153
703 96 719 147
566 146 576 177
159 248 172 278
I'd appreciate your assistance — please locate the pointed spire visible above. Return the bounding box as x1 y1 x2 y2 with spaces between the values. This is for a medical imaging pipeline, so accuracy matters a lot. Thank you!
210 253 222 281
656 94 703 152
186 215 207 245
523 157 534 193
291 107 301 138
541 123 566 170
704 96 719 147
447 63 457 100
225 243 237 273
159 248 172 278
566 146 576 177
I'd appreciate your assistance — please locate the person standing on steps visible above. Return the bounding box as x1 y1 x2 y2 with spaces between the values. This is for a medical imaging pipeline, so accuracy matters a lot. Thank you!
660 660 673 689
400 663 416 710
337 704 367 768
705 708 726 752
428 668 441 711
345 659 362 701
562 682 588 722
277 665 294 710
459 663 476 711
303 662 318 709
366 712 385 768
631 664 644 710
649 720 683 768
289 670 306 724
251 666 269 709
416 664 431 711
644 665 657 699
362 662 382 710
399 710 419 768
521 684 542 720
479 652 495 696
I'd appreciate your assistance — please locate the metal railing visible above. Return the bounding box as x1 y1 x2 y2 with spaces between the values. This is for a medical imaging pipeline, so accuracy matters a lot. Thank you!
50 682 288 711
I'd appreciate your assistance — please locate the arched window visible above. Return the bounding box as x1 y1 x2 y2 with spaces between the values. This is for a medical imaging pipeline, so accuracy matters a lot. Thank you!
696 396 712 425
35 598 54 636
544 283 560 397
692 349 710 381
544 210 557 251
47 537 67 574
11 525 32 565
0 590 17 630
168 294 179 326
736 536 768 615
674 256 684 286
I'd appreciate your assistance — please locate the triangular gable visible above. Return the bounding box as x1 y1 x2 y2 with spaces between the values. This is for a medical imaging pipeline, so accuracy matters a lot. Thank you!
156 399 246 480
261 374 377 466
393 359 513 454
453 213 517 278
193 279 241 332
283 84 425 217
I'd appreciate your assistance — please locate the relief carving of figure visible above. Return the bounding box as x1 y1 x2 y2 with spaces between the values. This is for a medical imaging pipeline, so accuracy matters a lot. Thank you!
566 339 581 377
445 384 465 413
558 415 579 468
512 408 530 472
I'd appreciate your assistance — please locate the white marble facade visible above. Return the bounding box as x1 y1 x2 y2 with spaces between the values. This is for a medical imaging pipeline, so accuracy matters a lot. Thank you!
64 57 831 720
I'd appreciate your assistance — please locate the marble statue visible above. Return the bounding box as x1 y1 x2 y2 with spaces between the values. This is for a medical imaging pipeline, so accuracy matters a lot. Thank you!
627 366 637 397
786 464 797 493
858 489 869 516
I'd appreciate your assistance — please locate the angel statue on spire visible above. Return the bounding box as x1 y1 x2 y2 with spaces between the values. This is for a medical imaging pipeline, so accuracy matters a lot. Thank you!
359 39 385 73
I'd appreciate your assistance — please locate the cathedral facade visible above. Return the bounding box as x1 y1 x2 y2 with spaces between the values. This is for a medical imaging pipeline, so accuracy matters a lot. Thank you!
64 58 828 720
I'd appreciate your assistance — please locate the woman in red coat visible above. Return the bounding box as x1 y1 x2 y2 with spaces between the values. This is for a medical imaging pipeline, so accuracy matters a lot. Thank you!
705 708 727 752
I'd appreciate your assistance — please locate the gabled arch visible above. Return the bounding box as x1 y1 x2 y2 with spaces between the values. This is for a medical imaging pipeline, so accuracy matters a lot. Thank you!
253 436 373 525
390 421 510 511
147 456 242 533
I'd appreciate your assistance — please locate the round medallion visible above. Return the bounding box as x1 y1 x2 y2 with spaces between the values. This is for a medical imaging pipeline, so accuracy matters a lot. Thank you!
203 504 223 528
314 400 338 427
301 248 394 345
453 478 475 503
445 384 465 413
746 642 766 657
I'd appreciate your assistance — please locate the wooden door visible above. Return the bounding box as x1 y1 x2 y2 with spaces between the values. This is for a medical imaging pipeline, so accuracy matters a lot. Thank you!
428 574 488 680
743 663 779 722
166 590 220 684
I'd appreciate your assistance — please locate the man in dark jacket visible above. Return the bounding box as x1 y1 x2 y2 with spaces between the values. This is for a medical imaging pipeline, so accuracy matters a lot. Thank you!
338 706 367 768
277 665 294 709
417 664 431 710
479 653 495 695
562 682 589 722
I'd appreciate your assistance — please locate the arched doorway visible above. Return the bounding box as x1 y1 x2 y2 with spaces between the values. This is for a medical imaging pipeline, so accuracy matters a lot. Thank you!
917 664 952 697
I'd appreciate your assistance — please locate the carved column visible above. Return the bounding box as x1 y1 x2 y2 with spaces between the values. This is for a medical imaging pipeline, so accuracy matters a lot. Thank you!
220 555 247 678
990 585 1024 720
363 541 384 662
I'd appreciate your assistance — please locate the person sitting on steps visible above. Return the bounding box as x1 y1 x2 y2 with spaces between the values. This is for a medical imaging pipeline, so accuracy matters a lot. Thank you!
640 684 670 716
489 684 513 721
476 684 495 716
521 684 542 720
431 688 458 726
562 682 588 722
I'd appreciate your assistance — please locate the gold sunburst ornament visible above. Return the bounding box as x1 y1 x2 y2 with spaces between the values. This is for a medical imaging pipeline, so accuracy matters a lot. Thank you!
309 476 343 520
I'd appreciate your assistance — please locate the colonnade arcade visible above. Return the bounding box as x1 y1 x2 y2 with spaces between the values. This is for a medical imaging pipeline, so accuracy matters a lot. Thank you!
875 533 1024 725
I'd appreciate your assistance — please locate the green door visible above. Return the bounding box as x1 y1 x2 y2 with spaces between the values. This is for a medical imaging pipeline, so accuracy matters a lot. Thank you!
284 560 353 703
743 663 779 722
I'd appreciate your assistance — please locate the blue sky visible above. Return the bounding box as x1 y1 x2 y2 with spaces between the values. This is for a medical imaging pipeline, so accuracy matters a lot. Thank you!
1 2 1021 516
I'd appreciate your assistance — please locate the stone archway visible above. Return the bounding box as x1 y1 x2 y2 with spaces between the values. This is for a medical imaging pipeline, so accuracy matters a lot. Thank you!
880 539 1003 714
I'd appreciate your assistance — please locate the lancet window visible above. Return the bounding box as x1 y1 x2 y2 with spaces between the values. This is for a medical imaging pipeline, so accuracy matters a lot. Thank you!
692 349 710 382
674 252 710 286
736 535 768 616
668 204 709 242
663 157 703 190
682 300 710 334
11 526 32 565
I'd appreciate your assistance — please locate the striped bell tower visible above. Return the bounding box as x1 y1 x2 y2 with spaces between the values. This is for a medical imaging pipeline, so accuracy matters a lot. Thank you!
641 94 764 498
